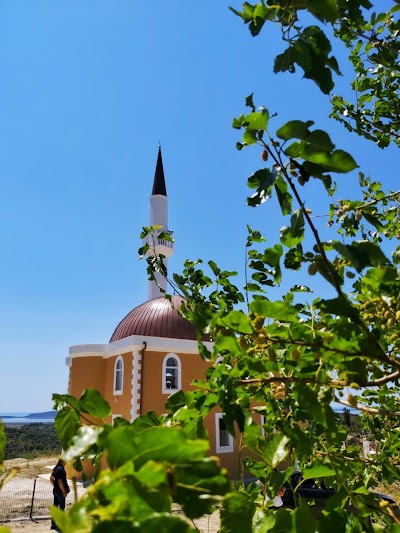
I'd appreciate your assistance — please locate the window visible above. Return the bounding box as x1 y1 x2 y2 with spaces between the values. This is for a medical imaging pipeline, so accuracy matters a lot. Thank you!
162 354 181 393
114 356 124 394
215 413 234 453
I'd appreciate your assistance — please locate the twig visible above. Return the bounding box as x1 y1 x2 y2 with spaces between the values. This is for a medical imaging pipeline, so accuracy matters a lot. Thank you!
334 396 400 416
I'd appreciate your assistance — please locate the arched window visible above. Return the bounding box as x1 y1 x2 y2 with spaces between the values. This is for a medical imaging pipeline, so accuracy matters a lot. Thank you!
114 356 124 394
162 354 181 394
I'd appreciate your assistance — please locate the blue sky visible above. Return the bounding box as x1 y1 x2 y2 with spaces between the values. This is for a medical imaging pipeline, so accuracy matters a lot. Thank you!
1 1 397 412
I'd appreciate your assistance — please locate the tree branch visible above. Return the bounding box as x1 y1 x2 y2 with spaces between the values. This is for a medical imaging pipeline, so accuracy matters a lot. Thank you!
334 396 400 417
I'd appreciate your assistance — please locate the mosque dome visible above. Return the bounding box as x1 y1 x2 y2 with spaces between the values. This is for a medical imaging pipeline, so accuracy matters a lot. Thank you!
110 295 200 342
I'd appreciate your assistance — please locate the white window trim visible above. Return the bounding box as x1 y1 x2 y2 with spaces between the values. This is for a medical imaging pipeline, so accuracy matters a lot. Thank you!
113 355 124 395
112 414 121 424
162 353 181 394
215 413 234 453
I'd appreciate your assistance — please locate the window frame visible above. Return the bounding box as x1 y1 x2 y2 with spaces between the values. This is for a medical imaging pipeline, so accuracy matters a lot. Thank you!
113 355 124 395
215 413 234 453
162 353 181 394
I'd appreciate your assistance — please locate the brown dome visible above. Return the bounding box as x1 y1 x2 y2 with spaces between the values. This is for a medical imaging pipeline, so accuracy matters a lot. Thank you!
110 295 200 342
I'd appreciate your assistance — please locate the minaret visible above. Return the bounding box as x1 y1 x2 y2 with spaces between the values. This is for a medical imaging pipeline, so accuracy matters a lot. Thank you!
145 146 174 300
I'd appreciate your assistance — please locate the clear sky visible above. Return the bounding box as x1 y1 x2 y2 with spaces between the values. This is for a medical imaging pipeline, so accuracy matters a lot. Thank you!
1 1 397 412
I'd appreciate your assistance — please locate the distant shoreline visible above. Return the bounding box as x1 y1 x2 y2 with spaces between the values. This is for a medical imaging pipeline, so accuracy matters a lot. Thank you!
2 420 55 427
0 410 56 425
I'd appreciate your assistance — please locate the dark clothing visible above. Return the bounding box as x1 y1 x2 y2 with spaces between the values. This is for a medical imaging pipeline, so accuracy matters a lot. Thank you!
51 464 69 530
53 465 70 495
53 491 66 510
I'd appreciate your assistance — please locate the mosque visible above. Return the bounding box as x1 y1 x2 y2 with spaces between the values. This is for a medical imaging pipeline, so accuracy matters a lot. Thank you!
66 148 243 478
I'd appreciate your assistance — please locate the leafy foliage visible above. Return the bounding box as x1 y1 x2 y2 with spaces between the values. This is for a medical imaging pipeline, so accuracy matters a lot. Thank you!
1 1 399 532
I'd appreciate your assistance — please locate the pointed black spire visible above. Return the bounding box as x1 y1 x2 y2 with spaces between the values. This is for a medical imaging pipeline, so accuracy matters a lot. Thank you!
152 146 167 196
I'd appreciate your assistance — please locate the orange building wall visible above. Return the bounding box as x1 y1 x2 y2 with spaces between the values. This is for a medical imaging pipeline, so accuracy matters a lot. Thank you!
140 350 210 415
69 357 106 398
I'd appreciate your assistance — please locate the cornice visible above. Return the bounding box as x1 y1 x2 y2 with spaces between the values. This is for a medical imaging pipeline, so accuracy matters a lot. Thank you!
68 335 213 360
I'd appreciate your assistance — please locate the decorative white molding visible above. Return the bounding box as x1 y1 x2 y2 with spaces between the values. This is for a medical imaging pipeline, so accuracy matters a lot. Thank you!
68 336 213 361
69 344 107 358
131 348 142 421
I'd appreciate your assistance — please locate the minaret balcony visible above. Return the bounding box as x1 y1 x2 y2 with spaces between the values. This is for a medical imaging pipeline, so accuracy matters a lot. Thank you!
143 234 174 259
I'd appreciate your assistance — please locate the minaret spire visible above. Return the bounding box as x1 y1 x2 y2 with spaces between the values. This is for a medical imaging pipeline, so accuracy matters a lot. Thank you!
145 146 174 300
152 145 167 196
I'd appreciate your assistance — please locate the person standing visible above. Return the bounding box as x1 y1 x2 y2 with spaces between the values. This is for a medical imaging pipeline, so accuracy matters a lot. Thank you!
50 458 70 530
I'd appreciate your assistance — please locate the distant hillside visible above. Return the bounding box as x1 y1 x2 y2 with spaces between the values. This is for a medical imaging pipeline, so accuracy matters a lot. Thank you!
5 423 60 459
25 410 56 419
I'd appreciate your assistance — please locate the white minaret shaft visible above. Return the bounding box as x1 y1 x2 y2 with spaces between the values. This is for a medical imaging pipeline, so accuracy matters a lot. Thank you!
146 146 174 300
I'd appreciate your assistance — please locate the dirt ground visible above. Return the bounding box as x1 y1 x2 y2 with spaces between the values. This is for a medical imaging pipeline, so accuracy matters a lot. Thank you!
1 456 220 533
1 456 59 479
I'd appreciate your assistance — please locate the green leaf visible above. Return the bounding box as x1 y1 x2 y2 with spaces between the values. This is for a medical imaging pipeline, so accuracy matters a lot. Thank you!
62 425 104 462
247 168 276 190
165 390 187 413
79 389 111 419
258 433 290 468
393 246 400 264
305 129 335 152
245 93 255 111
284 246 303 270
271 508 293 532
302 146 358 173
55 408 81 449
104 426 137 469
93 516 196 533
174 458 231 518
208 260 221 276
131 411 161 433
106 426 209 471
303 459 336 479
221 492 254 533
276 120 314 141
250 299 299 322
318 296 359 319
307 0 339 23
291 506 318 532
274 174 292 215
293 385 333 427
51 506 70 532
247 168 277 206
52 393 80 411
243 129 257 145
262 244 283 284
274 47 294 74
280 210 305 248
221 310 253 334
245 110 269 131
333 241 389 272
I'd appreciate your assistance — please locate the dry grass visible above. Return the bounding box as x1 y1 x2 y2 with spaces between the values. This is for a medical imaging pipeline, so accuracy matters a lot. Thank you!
375 481 400 503
2 456 58 479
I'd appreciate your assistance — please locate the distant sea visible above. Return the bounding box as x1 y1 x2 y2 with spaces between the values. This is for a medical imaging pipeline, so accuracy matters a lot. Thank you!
0 412 56 425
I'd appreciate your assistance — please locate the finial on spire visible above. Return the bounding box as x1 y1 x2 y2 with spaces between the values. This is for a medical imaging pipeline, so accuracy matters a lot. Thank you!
152 146 167 196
